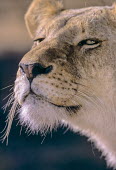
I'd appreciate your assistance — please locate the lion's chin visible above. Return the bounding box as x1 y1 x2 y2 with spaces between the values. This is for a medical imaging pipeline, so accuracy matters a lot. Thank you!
18 94 66 134
18 93 81 134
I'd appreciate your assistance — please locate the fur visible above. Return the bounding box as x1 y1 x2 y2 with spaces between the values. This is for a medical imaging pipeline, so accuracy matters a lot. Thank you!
7 0 116 169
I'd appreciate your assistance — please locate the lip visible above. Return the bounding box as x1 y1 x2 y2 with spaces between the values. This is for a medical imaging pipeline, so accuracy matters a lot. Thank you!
33 92 82 113
21 90 81 113
49 102 82 113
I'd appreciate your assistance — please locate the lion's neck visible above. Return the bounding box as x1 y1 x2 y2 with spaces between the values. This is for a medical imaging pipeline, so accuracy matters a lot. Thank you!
66 90 116 168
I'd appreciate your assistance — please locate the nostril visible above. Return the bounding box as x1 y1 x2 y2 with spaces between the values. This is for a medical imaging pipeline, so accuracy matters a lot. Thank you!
32 64 53 77
19 63 53 81
44 65 53 74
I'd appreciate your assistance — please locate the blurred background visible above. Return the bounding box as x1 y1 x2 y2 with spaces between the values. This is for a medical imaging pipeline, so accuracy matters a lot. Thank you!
0 0 114 170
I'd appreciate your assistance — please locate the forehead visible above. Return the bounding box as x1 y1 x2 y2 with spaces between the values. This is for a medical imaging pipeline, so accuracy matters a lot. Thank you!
36 6 109 39
65 8 108 37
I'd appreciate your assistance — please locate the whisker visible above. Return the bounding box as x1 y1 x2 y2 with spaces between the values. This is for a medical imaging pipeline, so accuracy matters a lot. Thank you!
0 84 14 91
77 90 100 107
20 126 23 136
25 127 32 136
3 92 14 101
63 126 70 134
2 94 15 113
1 100 18 145
41 135 47 144
78 89 104 109
65 88 103 116
9 87 14 91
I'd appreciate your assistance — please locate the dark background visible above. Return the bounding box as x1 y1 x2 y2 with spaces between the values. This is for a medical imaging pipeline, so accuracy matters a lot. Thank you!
0 0 114 170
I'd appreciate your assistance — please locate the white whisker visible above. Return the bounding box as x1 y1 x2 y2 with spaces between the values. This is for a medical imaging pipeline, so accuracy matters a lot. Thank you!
0 84 14 91
1 100 18 145
2 94 15 113
3 92 14 101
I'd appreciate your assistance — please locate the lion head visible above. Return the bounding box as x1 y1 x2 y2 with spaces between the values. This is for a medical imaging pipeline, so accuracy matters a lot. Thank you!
4 0 116 168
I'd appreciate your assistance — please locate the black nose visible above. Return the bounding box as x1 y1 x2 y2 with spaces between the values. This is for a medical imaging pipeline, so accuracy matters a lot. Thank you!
19 63 53 81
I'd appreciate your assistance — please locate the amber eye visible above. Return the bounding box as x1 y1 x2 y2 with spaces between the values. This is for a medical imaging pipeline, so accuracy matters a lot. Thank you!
78 39 100 46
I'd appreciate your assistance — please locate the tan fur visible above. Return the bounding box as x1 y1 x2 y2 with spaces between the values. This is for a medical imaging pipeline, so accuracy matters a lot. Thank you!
25 0 63 37
13 0 116 168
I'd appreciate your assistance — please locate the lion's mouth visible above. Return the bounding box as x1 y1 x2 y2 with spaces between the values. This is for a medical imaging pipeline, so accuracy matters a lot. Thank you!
49 102 81 113
21 90 81 113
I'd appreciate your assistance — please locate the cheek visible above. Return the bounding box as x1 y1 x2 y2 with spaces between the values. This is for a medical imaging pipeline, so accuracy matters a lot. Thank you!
62 61 80 78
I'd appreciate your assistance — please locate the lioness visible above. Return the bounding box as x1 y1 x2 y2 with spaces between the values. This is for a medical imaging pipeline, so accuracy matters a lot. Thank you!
3 0 116 168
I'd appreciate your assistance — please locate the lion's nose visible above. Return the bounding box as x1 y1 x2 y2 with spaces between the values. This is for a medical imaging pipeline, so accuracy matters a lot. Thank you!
19 63 53 82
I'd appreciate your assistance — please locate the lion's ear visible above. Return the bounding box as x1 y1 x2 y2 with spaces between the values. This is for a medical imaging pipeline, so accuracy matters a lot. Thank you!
112 3 116 14
109 3 116 21
25 0 63 38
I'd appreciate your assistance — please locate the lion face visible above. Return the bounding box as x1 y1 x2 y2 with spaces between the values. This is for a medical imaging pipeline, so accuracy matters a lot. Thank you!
14 1 116 134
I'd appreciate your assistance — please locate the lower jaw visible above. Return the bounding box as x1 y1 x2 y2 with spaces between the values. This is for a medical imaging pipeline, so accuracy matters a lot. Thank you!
21 92 81 113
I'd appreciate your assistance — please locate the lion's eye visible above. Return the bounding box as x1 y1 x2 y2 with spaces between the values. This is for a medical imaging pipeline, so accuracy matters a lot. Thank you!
33 38 45 47
78 39 100 46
